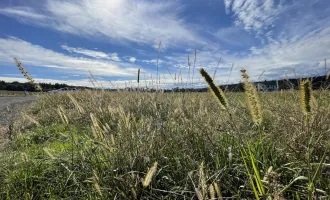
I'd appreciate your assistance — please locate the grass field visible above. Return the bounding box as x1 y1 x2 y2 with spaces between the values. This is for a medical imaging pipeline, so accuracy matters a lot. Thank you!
0 84 329 199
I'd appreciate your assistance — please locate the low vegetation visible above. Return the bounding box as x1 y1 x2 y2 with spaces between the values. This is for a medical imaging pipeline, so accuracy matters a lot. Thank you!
0 70 329 199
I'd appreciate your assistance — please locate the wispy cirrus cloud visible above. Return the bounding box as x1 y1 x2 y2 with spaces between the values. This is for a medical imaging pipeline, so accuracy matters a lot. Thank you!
61 45 110 59
0 37 139 76
141 59 165 65
224 0 286 33
0 7 47 20
163 23 330 84
61 45 122 62
0 0 206 48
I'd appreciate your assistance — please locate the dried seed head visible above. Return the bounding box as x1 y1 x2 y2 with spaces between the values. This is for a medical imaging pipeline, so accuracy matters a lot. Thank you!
90 113 104 139
14 57 42 91
241 69 263 124
67 93 85 114
300 80 312 114
213 182 223 200
142 161 158 187
57 106 69 124
199 162 207 199
43 148 56 160
200 68 228 110
209 184 215 199
92 174 102 197
23 113 40 126
195 188 203 200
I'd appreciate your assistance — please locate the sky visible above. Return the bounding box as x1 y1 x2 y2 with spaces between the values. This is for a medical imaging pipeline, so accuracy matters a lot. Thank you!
0 0 330 89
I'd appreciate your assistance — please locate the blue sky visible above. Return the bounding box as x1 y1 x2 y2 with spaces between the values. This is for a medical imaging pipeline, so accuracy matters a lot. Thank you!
0 0 330 88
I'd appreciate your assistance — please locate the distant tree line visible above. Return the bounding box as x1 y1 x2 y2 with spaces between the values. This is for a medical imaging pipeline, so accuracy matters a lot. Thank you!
0 81 88 92
104 75 330 93
166 75 330 92
1 75 329 93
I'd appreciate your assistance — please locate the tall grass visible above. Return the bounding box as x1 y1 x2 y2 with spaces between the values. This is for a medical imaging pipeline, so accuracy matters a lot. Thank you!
0 88 329 199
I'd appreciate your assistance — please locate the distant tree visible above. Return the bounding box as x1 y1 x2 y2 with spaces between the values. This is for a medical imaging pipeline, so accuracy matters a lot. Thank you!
0 80 89 92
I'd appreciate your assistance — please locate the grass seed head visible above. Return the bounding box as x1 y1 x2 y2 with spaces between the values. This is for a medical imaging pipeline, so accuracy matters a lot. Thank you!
213 182 223 199
241 69 263 124
200 68 228 110
67 93 85 114
14 57 42 92
209 184 215 199
300 80 312 114
142 161 158 187
43 148 56 160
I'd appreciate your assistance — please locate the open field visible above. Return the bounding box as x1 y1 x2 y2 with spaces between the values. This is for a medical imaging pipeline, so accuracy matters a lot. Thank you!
0 89 329 199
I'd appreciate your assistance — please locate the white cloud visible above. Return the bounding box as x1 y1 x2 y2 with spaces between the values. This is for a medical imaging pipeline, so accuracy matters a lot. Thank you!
109 53 121 62
0 7 47 20
61 45 121 61
61 45 109 59
0 0 206 48
224 0 286 33
0 37 139 77
141 59 165 65
224 0 233 14
128 57 136 63
2 73 21 77
162 24 330 84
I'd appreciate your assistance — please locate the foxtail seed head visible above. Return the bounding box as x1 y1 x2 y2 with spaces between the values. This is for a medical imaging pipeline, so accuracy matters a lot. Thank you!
300 80 312 114
213 182 223 199
200 68 228 110
14 57 42 91
241 69 263 125
209 184 215 199
142 161 158 187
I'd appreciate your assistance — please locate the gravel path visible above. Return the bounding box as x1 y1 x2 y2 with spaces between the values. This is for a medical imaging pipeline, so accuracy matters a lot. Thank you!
0 96 36 150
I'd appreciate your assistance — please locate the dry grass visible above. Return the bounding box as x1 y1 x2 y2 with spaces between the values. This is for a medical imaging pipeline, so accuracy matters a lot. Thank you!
0 89 329 199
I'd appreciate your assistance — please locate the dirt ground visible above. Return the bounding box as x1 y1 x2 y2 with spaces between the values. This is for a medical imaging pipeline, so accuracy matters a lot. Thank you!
0 96 36 151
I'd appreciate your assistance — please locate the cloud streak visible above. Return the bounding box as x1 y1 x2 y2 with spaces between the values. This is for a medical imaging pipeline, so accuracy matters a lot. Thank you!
0 37 139 77
0 7 47 20
61 45 110 59
0 0 206 48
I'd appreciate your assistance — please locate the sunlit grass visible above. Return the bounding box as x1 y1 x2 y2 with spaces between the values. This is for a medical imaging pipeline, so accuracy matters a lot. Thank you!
0 89 329 199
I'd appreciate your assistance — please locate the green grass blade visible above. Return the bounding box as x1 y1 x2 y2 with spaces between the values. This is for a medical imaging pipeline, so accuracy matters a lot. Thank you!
240 147 260 200
248 145 265 195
